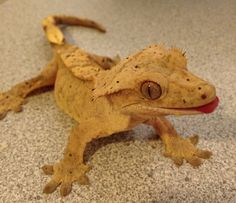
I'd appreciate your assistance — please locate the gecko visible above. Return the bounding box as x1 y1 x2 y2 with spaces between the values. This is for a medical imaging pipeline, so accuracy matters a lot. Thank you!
0 15 219 196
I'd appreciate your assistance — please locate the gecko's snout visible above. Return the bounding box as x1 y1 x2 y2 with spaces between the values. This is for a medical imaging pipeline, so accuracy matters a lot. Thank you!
199 83 216 102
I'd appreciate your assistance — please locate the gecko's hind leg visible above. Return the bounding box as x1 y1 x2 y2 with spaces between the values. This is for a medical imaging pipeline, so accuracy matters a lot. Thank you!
0 57 58 120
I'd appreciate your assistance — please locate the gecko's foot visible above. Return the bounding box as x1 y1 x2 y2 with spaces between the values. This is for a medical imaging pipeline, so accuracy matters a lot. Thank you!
42 159 91 196
163 134 212 167
0 91 25 120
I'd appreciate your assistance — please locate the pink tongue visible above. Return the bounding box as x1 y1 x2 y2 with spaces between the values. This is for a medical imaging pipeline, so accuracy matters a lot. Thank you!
193 96 219 113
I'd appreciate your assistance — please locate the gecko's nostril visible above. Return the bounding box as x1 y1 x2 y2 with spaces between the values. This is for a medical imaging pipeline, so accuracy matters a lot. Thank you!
201 94 207 100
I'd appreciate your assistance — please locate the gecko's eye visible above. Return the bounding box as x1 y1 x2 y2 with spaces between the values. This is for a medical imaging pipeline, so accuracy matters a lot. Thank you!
140 81 162 100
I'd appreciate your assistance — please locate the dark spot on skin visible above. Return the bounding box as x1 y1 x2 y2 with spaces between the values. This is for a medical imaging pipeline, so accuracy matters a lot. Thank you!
186 78 190 81
69 153 72 157
91 98 94 101
126 57 129 59
65 54 70 58
107 58 112 62
102 59 105 62
91 88 95 91
183 99 186 104
135 65 139 68
201 94 207 99
166 55 171 62
25 82 29 85
153 51 156 54
69 85 72 88
69 171 73 174
116 81 119 83
6 96 9 99
103 82 106 86
198 87 202 90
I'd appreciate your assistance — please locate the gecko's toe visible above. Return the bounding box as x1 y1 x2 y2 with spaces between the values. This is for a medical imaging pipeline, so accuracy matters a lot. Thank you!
60 182 72 196
186 156 202 167
0 92 25 120
189 134 199 145
172 156 184 166
196 149 212 159
12 105 23 113
42 165 54 175
43 179 60 194
78 174 90 185
0 111 7 120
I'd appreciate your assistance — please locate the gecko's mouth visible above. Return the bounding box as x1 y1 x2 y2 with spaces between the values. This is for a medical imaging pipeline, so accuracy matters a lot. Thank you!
183 96 219 113
149 96 219 116
162 96 219 115
122 96 219 116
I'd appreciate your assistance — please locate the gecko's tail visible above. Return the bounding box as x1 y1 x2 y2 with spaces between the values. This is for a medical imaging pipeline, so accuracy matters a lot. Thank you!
42 15 106 45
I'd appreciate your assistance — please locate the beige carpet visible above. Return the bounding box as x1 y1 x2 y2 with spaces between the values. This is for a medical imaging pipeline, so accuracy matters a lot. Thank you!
0 0 235 202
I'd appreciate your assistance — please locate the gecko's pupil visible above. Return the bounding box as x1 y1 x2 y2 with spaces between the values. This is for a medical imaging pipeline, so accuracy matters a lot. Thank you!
141 81 162 100
148 85 151 97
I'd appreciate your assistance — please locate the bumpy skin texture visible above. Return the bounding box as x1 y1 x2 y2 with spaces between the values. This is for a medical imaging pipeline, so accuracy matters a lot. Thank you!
0 15 217 196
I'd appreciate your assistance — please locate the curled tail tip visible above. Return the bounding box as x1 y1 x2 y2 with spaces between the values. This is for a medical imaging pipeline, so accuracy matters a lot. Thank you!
42 16 65 45
41 15 106 45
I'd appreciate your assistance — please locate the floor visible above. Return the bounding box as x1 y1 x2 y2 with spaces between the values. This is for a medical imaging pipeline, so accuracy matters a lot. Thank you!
0 0 235 202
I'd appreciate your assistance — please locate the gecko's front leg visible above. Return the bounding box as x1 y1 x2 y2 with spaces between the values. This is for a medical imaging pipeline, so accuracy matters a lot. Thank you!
147 117 212 167
42 119 112 196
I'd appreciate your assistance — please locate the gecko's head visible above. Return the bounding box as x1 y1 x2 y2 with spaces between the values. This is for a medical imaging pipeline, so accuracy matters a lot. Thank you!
94 45 219 117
